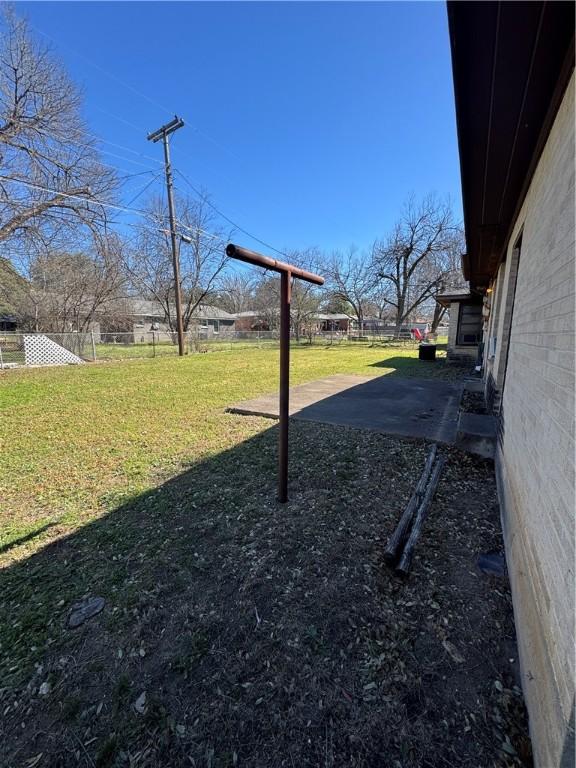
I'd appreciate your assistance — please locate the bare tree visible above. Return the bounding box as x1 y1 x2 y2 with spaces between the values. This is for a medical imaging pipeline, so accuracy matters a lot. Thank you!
285 248 323 342
23 233 126 332
323 246 376 331
215 272 256 314
126 193 229 332
420 237 466 332
372 194 463 333
250 249 323 341
0 10 117 252
253 275 280 332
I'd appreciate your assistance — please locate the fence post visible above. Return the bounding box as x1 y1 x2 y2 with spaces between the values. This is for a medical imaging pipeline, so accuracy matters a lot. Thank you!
152 331 156 358
91 331 96 362
0 341 3 370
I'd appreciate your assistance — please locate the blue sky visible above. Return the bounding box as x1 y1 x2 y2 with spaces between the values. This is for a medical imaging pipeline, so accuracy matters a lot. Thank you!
17 1 462 255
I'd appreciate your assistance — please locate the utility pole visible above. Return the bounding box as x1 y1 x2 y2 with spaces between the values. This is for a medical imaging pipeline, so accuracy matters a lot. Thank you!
147 116 186 356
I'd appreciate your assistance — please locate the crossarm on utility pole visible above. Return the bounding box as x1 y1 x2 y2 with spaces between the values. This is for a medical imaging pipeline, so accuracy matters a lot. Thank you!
225 243 324 503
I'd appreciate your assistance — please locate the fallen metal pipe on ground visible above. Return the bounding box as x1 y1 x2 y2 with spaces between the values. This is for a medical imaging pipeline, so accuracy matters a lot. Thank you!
396 455 446 576
383 444 437 566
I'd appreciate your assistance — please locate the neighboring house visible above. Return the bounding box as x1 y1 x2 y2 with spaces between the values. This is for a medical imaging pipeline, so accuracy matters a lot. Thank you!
100 299 236 341
234 310 353 335
436 291 483 362
233 311 271 333
190 305 236 337
315 313 352 333
350 317 431 336
448 3 574 766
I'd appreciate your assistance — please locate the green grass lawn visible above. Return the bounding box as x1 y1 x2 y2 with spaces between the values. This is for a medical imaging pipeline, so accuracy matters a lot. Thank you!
0 343 457 561
0 344 463 683
0 345 531 768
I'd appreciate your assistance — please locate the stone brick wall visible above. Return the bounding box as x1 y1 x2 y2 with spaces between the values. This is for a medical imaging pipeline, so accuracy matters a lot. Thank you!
446 302 479 362
492 72 575 767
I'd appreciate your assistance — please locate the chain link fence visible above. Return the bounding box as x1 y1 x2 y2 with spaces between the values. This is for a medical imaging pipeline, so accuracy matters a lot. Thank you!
0 328 444 368
0 332 95 368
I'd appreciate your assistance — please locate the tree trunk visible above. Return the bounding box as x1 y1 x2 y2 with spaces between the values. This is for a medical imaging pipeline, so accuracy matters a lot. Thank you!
394 292 405 337
431 302 446 334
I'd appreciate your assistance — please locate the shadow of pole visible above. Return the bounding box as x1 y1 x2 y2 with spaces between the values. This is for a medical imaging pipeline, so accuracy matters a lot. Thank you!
0 416 529 768
0 521 58 555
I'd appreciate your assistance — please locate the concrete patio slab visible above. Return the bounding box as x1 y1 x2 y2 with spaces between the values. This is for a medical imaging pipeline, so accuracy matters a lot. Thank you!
227 374 374 418
228 374 464 444
456 412 498 459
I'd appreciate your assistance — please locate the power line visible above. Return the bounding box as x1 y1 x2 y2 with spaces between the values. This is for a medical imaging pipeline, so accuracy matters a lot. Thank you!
62 124 165 167
175 169 287 258
26 22 280 257
124 172 163 207
0 175 152 218
32 127 161 178
37 126 163 173
5 198 229 250
30 24 174 117
31 22 239 164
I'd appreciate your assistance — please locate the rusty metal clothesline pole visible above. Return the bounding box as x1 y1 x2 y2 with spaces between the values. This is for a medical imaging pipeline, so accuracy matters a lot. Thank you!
225 243 324 503
279 270 291 502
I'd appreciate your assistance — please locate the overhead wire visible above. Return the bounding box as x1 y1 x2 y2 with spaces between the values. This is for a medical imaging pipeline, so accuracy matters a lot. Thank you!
35 126 163 174
18 22 288 262
175 169 287 258
124 172 163 207
4 187 229 247
3 160 286 264
0 175 153 218
30 23 174 117
31 21 239 163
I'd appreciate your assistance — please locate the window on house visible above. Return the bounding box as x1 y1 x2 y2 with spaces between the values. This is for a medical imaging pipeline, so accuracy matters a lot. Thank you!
457 304 482 346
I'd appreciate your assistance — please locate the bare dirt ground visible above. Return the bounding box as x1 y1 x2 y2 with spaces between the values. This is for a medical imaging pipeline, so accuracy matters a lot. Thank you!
1 419 531 768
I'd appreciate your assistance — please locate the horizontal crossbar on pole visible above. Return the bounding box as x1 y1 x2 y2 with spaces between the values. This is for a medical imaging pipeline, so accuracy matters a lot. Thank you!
147 116 185 143
225 243 325 286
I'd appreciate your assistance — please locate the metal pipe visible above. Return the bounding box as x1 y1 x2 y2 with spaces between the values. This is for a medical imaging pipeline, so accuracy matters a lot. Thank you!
278 271 292 503
225 242 324 503
226 243 324 286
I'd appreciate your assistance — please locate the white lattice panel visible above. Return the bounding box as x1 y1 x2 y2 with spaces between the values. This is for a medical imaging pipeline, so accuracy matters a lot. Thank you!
23 335 85 366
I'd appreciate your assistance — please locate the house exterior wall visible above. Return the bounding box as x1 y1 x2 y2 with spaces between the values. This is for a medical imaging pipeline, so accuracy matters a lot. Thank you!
487 72 575 767
318 318 350 332
234 315 260 332
446 302 479 362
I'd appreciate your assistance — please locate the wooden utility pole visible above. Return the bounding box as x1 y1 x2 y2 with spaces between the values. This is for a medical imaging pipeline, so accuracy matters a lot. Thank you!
147 116 186 356
225 243 324 503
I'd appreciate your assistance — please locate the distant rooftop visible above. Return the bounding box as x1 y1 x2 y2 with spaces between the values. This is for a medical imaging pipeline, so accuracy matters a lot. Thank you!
123 298 235 320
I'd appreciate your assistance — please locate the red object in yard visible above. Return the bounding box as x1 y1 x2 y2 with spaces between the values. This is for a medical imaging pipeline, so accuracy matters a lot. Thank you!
413 328 424 341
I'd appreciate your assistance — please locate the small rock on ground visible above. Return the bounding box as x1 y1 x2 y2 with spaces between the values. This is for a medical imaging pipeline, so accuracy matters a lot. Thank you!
67 596 105 629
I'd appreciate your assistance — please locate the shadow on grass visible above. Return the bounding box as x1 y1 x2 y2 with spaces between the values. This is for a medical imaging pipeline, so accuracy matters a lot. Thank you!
0 521 57 555
0 419 530 768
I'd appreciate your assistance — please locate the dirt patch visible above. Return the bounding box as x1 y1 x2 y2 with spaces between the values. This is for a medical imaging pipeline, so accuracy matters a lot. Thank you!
0 421 530 767
461 389 488 415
